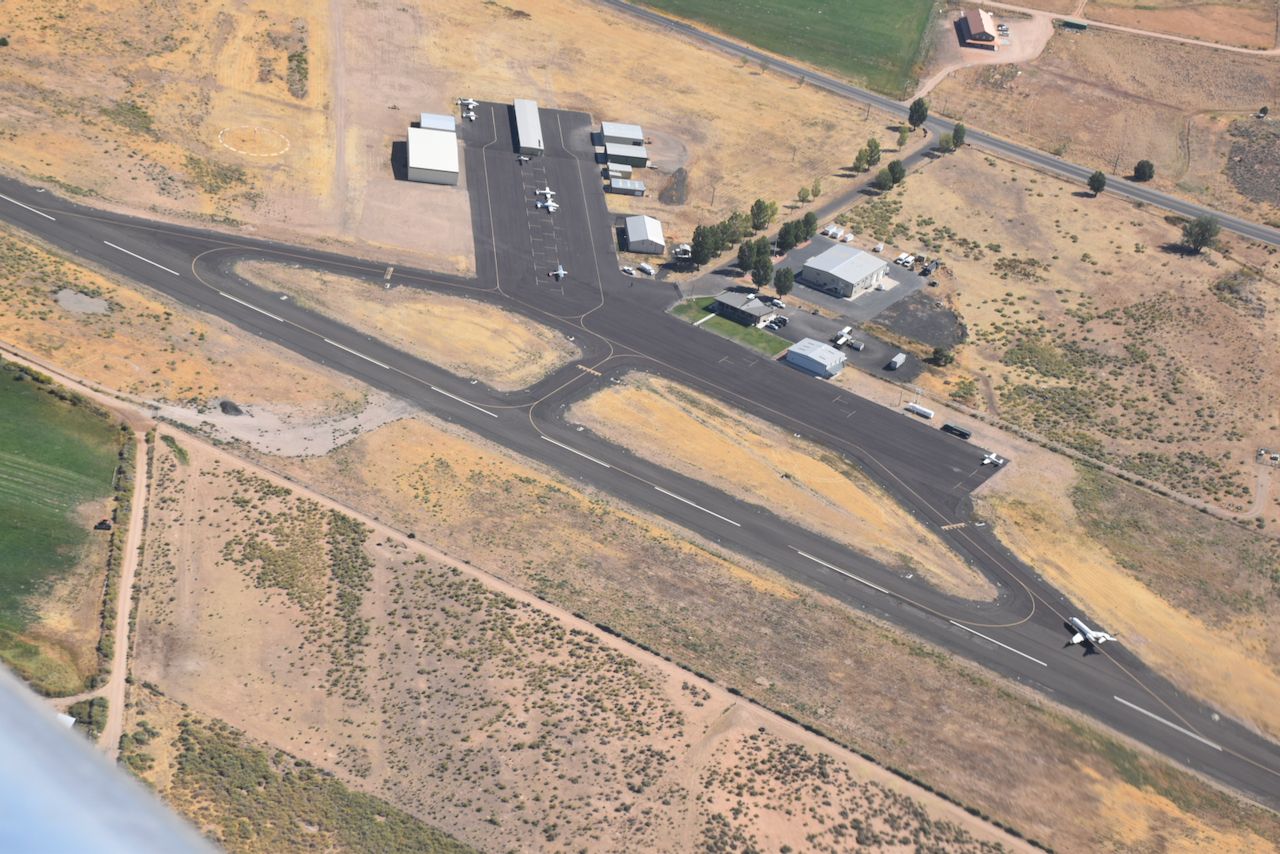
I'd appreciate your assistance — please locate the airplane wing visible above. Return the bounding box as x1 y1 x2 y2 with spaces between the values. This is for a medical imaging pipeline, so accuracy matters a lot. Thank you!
1070 632 1085 645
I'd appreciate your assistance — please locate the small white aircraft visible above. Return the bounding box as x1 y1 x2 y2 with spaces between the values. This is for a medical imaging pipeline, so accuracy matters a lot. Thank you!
549 264 568 281
981 452 1006 467
1067 617 1118 648
462 111 477 121
536 199 559 213
516 154 530 163
456 97 479 109
536 186 556 198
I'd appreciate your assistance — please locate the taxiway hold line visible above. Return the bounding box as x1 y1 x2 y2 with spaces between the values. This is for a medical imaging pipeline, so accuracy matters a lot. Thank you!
322 338 391 370
1114 696 1222 751
948 621 1047 667
429 385 498 418
654 487 741 527
0 193 55 221
218 291 284 322
793 549 891 595
541 436 611 468
103 240 179 276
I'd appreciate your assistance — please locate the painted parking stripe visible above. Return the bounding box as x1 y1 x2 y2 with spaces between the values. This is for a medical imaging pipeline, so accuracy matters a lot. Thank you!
103 240 179 276
541 436 611 468
218 291 284 322
0 192 56 221
792 549 891 595
429 385 498 418
654 486 741 527
322 338 391 370
948 621 1047 667
1114 696 1222 751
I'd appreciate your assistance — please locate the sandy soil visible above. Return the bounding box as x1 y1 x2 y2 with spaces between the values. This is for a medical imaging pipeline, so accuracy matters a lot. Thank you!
914 7 1056 99
568 372 993 599
0 0 473 272
413 0 902 245
236 261 581 391
131 431 1017 853
1085 0 1279 49
928 26 1280 225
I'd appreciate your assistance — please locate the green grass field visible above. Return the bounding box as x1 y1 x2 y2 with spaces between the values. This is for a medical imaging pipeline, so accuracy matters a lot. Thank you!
672 296 791 356
635 0 937 96
0 365 121 688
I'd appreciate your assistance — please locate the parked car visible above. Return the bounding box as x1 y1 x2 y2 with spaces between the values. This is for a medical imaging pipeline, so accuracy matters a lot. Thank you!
772 316 789 327
637 263 655 276
846 339 865 351
894 253 910 265
621 266 635 275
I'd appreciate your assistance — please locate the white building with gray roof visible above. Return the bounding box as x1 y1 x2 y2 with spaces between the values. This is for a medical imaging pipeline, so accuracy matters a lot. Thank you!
801 244 889 299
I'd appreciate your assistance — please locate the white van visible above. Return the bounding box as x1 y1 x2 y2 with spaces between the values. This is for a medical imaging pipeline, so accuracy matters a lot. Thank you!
905 402 935 419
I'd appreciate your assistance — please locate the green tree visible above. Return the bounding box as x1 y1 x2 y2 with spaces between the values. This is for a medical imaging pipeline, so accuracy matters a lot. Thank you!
930 347 955 366
690 225 715 266
897 126 910 149
1087 170 1107 196
872 168 895 192
952 123 966 147
866 137 882 166
737 240 756 271
0 37 9 48
908 98 929 129
853 148 870 173
801 211 818 240
810 177 822 199
753 236 772 264
750 198 777 231
938 133 955 153
751 253 774 287
725 211 752 243
887 160 906 185
1181 215 1220 254
777 221 798 252
797 186 811 204
1133 160 1155 182
773 267 795 297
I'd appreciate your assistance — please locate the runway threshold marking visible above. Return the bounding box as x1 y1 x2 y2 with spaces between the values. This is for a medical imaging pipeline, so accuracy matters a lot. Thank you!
793 549 891 595
654 487 741 527
384 266 394 280
0 192 56 221
576 364 602 377
541 436 611 468
103 240 180 276
322 338 391 370
218 291 284 322
429 385 498 418
948 621 1047 667
941 522 967 531
1114 696 1222 751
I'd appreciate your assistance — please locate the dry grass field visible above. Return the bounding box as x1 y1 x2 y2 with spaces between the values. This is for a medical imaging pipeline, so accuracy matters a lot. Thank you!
416 0 902 242
929 27 1280 226
236 262 579 391
568 373 993 599
847 148 1280 514
1085 0 1279 48
131 434 1015 853
254 414 1280 850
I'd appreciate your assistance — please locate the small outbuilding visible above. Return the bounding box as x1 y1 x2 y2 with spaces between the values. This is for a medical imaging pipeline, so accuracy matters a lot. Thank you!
785 338 846 378
605 141 649 168
624 215 665 254
802 244 889 298
601 121 645 146
606 162 634 178
406 126 460 185
514 98 544 155
608 178 646 196
959 7 999 50
418 113 457 132
712 291 776 327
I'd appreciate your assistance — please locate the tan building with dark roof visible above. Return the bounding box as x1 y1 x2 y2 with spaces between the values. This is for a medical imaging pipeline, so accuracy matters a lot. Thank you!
959 7 998 50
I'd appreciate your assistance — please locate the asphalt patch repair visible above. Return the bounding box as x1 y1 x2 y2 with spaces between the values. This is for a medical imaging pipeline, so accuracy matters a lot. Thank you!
871 290 967 351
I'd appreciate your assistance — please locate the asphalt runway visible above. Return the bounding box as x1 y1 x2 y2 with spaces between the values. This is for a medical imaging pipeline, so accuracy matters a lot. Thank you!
1 102 1278 808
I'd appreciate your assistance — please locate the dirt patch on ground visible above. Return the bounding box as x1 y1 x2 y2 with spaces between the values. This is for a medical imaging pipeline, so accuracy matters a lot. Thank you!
237 261 580 391
1086 0 1278 49
568 373 993 599
1226 118 1280 206
929 27 1280 225
132 433 1016 853
415 0 901 245
848 148 1280 512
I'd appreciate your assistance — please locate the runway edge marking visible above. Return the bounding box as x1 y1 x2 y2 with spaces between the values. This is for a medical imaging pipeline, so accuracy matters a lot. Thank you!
948 621 1047 667
1114 696 1222 751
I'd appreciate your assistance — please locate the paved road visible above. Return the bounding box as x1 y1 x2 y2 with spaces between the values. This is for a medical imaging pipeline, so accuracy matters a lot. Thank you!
1 105 1278 809
593 0 1280 248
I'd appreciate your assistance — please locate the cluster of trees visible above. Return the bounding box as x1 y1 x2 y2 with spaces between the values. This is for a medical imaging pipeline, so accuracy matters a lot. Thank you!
797 178 822 204
690 204 819 268
737 236 774 286
777 211 819 253
872 160 907 192
750 198 779 231
852 137 882 173
689 210 756 266
937 123 966 153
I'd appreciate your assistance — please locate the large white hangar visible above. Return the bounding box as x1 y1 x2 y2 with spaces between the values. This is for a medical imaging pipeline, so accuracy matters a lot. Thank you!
802 244 889 299
514 98 544 155
624 215 665 254
406 113 459 185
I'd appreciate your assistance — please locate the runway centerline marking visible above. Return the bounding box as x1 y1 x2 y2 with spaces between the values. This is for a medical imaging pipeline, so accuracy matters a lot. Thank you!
103 240 180 276
322 338 391 370
218 291 284 322
654 487 741 527
793 549 891 595
429 385 498 418
0 193 56 221
948 621 1047 667
541 436 611 468
1114 696 1222 751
